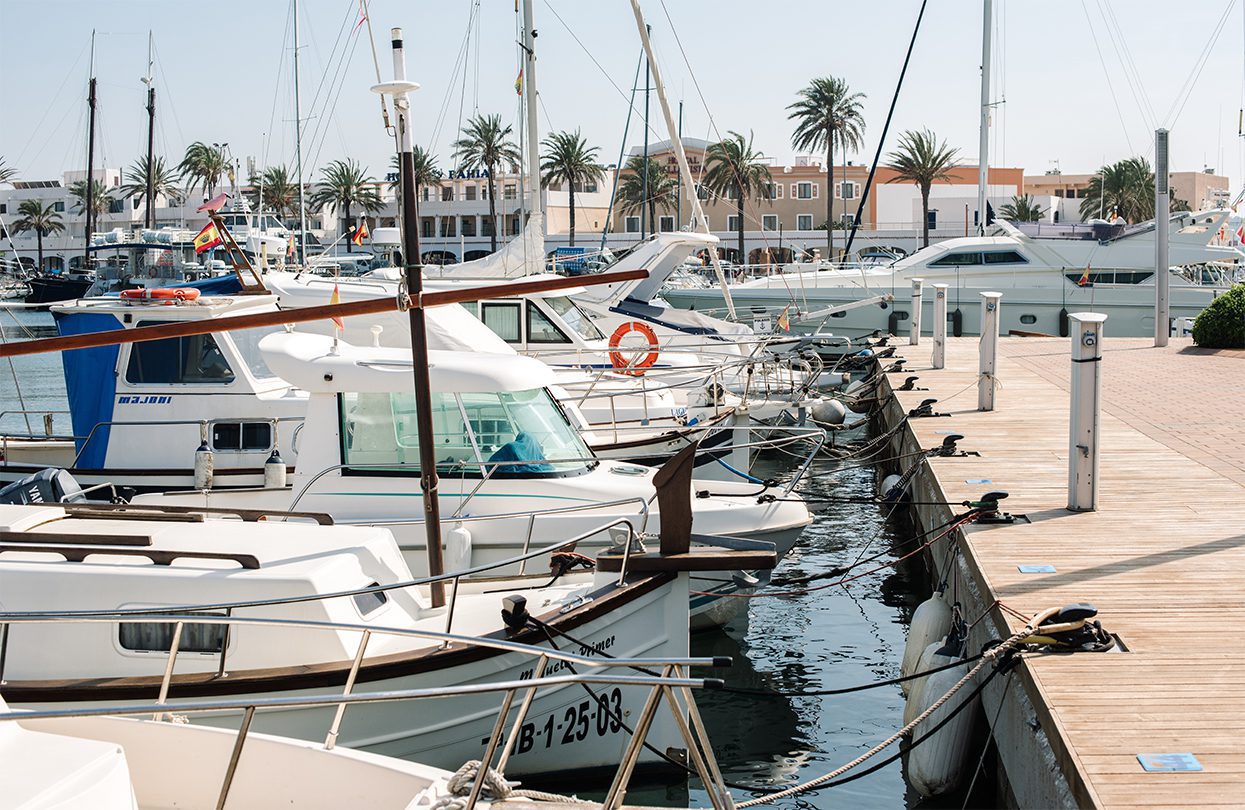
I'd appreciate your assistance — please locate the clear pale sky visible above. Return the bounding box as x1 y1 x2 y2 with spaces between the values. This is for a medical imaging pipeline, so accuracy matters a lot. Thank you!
2 0 1243 190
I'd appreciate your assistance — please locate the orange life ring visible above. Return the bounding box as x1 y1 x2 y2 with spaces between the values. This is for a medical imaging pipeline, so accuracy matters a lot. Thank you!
120 287 201 301
608 321 660 375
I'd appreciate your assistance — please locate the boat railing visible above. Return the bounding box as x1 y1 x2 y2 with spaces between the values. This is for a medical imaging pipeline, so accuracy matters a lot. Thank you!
0 614 733 810
0 409 71 439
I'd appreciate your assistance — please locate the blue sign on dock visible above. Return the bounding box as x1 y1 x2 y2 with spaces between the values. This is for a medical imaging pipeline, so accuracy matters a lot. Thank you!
1017 564 1057 573
1137 753 1203 773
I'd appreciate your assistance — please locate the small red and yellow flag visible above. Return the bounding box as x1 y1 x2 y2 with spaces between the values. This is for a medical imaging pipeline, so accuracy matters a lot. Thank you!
351 219 370 247
287 234 296 258
330 283 344 330
193 221 223 254
514 67 523 96
1077 265 1091 287
776 305 791 333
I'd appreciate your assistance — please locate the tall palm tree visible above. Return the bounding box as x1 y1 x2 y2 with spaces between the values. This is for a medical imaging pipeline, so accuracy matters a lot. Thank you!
119 155 181 211
886 128 961 247
702 131 774 264
614 155 677 236
309 158 383 252
246 165 300 220
787 76 866 257
453 113 521 251
541 130 605 246
68 179 114 220
388 147 443 196
999 194 1046 222
12 200 65 272
1079 157 1160 223
177 141 228 201
0 157 16 184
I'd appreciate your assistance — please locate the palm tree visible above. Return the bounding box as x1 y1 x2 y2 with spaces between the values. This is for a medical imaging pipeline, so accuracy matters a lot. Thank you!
119 155 181 212
998 194 1046 222
68 179 114 220
177 141 228 201
0 157 15 184
614 155 677 236
702 131 774 264
12 200 65 272
886 128 961 247
1079 157 1162 223
309 158 383 252
787 76 866 257
541 130 605 246
388 147 444 197
246 165 300 220
453 113 521 251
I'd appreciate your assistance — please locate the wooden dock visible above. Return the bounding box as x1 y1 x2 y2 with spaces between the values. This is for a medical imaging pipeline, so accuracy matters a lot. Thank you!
882 335 1245 809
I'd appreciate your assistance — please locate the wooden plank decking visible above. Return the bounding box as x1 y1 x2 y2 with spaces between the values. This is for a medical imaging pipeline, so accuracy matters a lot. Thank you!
884 336 1245 809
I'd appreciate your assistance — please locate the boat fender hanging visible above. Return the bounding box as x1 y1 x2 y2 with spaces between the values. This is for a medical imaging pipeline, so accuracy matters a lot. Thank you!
608 321 660 375
194 440 214 491
907 643 982 798
1058 307 1070 338
887 311 902 335
902 638 948 726
811 398 846 425
879 473 909 502
263 448 287 489
950 308 963 337
901 592 954 693
445 522 473 573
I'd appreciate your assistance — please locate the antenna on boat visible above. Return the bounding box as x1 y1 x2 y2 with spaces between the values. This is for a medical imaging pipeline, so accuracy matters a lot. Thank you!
293 0 308 265
84 30 98 273
374 28 448 607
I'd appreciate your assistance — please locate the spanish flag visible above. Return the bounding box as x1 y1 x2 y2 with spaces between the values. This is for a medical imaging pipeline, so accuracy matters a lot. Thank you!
776 305 791 333
330 283 344 330
1077 264 1091 287
514 67 523 96
351 219 370 247
194 221 223 255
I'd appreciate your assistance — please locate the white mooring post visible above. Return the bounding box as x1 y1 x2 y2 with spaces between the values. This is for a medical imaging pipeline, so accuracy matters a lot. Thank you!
931 283 948 369
909 277 923 346
1068 312 1107 511
977 291 1002 411
1154 128 1170 347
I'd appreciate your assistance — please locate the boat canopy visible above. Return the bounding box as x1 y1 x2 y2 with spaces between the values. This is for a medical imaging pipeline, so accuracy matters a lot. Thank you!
259 332 555 394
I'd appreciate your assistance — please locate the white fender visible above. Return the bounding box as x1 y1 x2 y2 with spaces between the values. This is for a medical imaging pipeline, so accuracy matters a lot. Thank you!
900 592 952 692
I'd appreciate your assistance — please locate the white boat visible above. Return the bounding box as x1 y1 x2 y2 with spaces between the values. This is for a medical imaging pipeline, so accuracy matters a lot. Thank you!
0 498 751 778
661 210 1244 338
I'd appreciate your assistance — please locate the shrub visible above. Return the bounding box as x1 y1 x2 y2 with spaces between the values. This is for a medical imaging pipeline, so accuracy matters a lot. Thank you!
1191 283 1245 348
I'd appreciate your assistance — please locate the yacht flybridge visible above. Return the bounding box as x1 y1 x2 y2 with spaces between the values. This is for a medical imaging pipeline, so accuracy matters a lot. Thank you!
661 209 1244 338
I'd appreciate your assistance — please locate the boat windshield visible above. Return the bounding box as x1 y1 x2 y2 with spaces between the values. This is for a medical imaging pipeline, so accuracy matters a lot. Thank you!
544 295 604 341
339 387 591 477
228 325 286 381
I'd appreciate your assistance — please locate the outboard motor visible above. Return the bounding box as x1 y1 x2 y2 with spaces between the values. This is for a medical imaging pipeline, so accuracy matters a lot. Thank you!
0 468 88 505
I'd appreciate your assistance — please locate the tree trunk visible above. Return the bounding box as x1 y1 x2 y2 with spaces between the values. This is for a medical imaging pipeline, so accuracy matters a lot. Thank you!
736 184 745 265
36 229 43 273
568 184 576 247
487 169 499 252
921 186 930 247
344 201 353 252
648 198 656 239
826 135 834 259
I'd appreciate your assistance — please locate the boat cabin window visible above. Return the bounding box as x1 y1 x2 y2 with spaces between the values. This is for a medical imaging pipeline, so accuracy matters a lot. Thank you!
1063 270 1153 285
212 421 273 451
929 251 983 267
339 388 591 477
481 302 521 343
119 615 227 654
544 295 604 341
125 323 235 384
527 302 570 343
228 326 284 381
982 251 1028 265
353 583 389 616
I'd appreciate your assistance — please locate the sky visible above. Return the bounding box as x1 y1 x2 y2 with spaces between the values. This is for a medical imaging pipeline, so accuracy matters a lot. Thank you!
2 0 1244 192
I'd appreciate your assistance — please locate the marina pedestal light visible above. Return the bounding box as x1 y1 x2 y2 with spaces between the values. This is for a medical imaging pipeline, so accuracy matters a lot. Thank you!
977 292 1002 411
1154 128 1170 347
931 283 948 369
909 277 923 346
1068 312 1107 511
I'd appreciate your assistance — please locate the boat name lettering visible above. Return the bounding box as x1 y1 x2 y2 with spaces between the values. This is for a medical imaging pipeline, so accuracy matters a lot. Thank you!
511 687 625 754
517 635 615 680
117 395 173 405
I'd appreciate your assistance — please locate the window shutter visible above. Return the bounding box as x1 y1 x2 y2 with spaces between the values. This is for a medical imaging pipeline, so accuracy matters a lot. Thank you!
790 183 797 198
775 183 783 199
812 183 820 199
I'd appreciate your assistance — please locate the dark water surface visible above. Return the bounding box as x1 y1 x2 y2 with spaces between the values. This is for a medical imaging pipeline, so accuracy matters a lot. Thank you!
0 309 990 808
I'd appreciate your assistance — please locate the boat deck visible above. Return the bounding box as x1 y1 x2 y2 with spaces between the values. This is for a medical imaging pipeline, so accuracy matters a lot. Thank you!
884 335 1245 808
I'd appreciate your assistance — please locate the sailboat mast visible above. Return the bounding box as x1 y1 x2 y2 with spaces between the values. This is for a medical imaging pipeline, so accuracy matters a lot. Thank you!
143 32 156 230
84 32 98 272
641 38 650 240
384 28 447 606
628 0 736 319
976 0 992 235
293 0 307 263
521 0 541 219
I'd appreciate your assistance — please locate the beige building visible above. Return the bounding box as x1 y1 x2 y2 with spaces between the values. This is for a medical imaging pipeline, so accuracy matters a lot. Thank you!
1024 168 1229 223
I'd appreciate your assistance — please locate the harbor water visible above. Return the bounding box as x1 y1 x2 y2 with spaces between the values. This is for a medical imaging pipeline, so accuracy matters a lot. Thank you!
0 308 989 808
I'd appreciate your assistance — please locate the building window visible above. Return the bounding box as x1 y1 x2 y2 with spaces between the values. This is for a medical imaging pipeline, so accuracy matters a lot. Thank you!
659 216 674 232
797 214 813 230
694 183 709 201
625 216 640 233
0 204 5 214
724 186 739 201
461 216 476 237
837 181 858 200
465 185 477 201
926 210 937 230
763 182 781 200
422 187 431 202
421 219 434 238
440 218 456 238
53 201 65 212
727 215 741 231
504 184 517 200
441 186 454 202
796 182 815 200
762 214 778 231
482 217 494 236
511 216 521 235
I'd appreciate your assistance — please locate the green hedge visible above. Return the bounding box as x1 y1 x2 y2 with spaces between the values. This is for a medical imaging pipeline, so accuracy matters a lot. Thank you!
1191 283 1245 348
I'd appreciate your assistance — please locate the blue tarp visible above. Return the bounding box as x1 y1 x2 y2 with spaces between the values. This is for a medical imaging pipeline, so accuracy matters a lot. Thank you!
52 311 123 469
486 432 554 475
183 274 244 295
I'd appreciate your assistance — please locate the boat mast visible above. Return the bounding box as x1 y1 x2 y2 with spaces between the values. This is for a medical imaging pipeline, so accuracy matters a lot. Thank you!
976 0 992 235
640 33 650 241
293 0 307 263
380 29 447 606
84 31 98 272
521 0 541 221
143 32 156 230
628 0 736 319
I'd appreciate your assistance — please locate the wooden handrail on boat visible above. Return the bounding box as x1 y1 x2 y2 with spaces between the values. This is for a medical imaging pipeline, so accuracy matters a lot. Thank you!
0 268 649 358
58 502 335 526
0 544 260 568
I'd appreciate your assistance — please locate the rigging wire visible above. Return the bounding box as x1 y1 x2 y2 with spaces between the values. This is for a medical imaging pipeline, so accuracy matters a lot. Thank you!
1078 0 1136 153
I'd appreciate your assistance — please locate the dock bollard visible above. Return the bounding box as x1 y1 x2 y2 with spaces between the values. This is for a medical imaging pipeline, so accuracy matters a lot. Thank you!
1067 312 1107 511
931 283 948 369
910 277 923 346
977 292 1002 411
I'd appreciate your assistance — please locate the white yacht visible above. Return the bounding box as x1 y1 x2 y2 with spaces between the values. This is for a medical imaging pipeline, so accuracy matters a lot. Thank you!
661 210 1244 337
